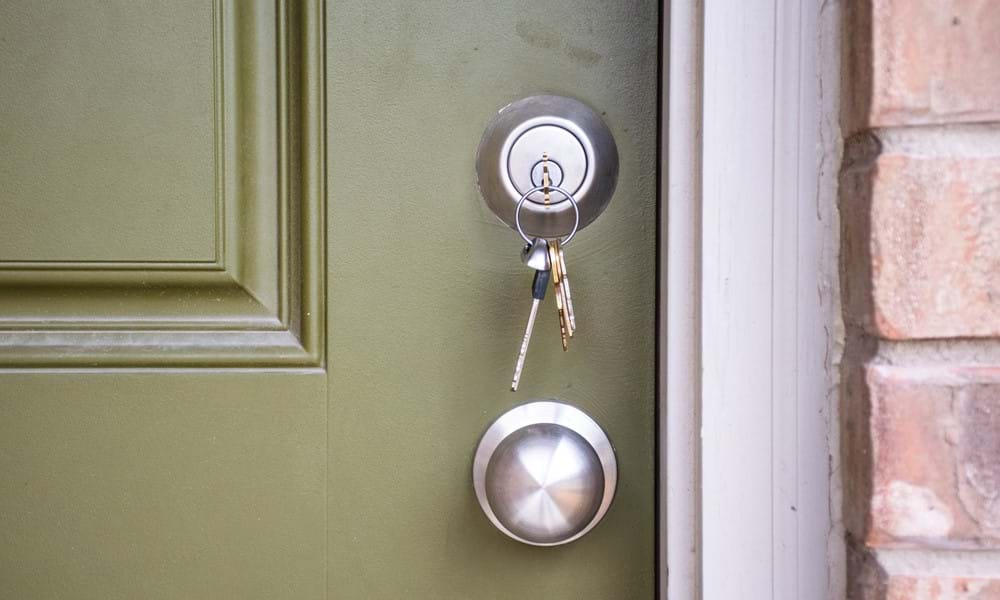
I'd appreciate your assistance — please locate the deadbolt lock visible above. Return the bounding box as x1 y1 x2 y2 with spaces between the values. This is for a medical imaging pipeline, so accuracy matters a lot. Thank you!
475 95 619 240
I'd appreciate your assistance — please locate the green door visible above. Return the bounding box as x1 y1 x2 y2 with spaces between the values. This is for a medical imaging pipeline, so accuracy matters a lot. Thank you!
0 1 657 598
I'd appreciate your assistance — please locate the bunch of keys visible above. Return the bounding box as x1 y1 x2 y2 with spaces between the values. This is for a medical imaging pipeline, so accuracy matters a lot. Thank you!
510 155 579 391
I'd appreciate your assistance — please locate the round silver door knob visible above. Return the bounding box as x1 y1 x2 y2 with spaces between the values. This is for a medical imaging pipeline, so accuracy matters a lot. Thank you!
473 401 617 546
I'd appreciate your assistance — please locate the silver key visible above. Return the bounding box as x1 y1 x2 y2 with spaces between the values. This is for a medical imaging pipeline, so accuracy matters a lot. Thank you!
520 237 550 270
511 239 551 391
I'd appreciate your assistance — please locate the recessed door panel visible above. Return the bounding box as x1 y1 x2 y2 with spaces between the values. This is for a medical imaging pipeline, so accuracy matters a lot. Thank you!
0 1 217 263
0 0 325 368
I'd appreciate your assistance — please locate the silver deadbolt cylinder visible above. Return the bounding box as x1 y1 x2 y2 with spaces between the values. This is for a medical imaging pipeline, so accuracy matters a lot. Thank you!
476 95 619 239
473 401 617 546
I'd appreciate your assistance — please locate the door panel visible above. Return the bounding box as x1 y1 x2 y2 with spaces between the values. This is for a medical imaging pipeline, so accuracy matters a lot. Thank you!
326 1 657 597
0 374 326 599
0 0 324 368
0 0 657 598
0 1 216 263
0 1 328 598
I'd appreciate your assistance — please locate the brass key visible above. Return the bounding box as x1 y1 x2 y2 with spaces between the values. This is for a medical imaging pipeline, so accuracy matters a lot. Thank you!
541 155 571 350
549 239 570 350
557 244 576 334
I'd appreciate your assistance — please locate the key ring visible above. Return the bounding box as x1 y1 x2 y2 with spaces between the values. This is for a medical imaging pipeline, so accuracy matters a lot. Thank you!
514 185 580 246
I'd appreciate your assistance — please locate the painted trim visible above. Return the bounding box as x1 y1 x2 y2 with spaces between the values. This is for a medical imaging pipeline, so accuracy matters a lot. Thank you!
661 0 702 598
661 1 841 597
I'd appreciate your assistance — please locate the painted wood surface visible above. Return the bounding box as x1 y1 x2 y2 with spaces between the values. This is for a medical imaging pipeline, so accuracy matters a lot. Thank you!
664 0 841 597
0 0 659 598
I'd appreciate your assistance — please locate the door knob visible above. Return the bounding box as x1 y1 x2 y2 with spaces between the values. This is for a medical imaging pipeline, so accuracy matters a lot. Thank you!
472 401 617 546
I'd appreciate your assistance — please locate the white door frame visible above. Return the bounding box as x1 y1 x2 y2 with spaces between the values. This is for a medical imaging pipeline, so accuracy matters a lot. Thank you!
660 1 843 598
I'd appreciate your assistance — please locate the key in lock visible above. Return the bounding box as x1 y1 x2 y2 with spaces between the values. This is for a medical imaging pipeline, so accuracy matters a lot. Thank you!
475 95 619 240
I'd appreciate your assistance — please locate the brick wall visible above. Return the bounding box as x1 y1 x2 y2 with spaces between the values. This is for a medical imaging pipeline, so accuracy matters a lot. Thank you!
841 1 1000 598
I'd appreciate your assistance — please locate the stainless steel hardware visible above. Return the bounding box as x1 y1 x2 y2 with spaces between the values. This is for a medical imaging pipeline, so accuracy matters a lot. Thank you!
510 243 551 392
476 95 619 240
473 401 617 546
477 100 618 530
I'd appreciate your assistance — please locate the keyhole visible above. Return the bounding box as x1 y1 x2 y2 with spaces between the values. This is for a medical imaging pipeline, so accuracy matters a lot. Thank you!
530 159 565 188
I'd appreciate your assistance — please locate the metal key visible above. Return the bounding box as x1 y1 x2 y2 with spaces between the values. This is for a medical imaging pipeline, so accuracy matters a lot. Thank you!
511 239 551 391
557 243 576 333
548 239 570 350
540 154 571 350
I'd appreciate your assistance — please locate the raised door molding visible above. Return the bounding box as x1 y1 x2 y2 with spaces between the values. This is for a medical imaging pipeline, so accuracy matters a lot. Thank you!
0 0 325 367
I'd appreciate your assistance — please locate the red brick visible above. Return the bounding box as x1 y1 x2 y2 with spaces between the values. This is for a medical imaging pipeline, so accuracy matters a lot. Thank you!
866 365 1000 548
885 575 1000 599
849 549 1000 599
845 0 1000 131
843 152 1000 339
